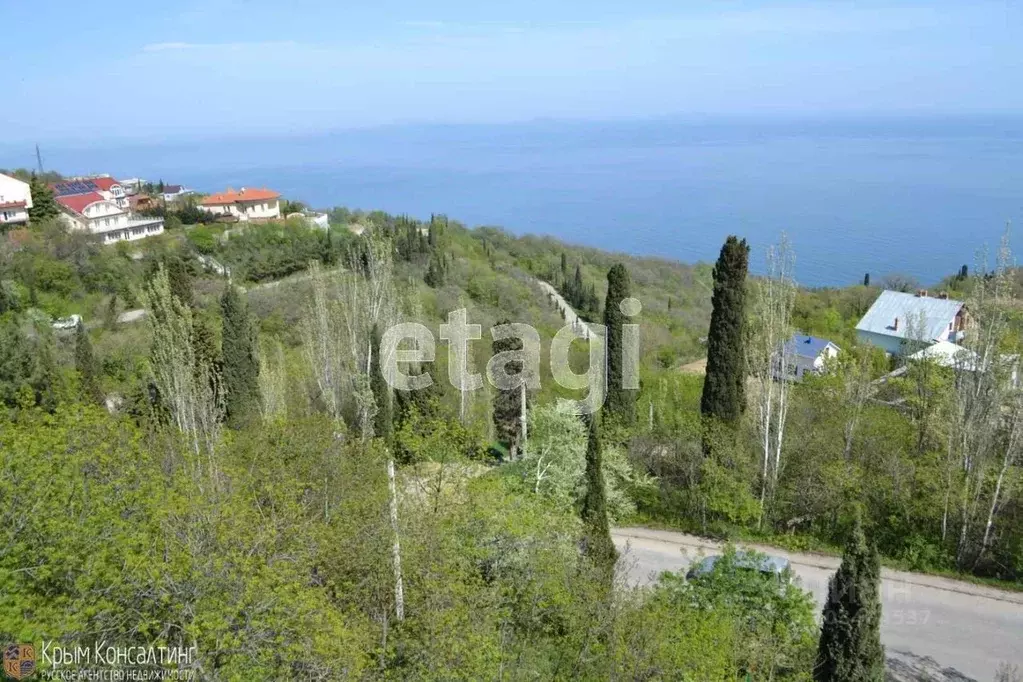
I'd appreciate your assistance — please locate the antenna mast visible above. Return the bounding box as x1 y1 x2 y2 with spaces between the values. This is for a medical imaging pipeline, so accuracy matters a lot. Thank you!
35 144 44 174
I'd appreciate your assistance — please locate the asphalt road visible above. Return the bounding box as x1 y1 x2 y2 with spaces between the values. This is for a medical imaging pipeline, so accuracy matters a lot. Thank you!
613 527 1023 682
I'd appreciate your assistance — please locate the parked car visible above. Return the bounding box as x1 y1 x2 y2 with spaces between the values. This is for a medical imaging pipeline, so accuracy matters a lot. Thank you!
686 551 791 582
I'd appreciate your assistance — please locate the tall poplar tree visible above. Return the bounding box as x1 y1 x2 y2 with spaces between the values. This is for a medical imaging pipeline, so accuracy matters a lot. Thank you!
814 513 885 682
700 235 750 426
580 414 617 574
74 321 103 405
370 323 393 443
604 263 636 425
221 285 260 428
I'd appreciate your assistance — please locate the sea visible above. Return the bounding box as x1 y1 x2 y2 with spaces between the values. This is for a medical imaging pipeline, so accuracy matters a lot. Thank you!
10 116 1023 287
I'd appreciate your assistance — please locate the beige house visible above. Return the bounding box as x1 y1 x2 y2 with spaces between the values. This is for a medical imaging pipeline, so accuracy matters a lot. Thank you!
200 187 281 222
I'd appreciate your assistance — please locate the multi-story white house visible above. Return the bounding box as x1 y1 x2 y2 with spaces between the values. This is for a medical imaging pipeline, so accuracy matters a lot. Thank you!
55 190 164 244
200 187 281 222
55 177 130 210
0 173 33 226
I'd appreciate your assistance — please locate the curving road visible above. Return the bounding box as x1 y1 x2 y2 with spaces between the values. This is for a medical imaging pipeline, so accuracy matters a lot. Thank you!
536 280 594 339
613 527 1023 682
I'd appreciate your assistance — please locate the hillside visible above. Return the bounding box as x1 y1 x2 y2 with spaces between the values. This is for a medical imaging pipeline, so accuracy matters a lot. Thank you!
1 205 1021 680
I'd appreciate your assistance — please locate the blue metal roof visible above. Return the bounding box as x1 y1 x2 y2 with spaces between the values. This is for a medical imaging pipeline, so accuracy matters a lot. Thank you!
783 333 836 359
856 290 963 342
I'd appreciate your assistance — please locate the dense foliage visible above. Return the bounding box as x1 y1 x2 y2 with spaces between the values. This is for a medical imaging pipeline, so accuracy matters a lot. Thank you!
701 235 750 426
604 262 637 425
2 199 1022 679
814 515 885 681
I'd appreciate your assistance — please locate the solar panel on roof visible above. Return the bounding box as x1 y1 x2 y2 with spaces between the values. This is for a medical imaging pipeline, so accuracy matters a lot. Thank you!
54 180 99 196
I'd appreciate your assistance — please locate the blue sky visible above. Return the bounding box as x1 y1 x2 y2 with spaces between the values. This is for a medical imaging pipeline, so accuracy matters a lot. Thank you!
3 1 1021 144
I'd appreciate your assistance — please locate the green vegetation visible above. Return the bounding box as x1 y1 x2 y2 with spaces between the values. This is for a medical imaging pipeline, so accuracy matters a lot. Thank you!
604 262 636 426
659 546 818 678
74 319 103 405
220 284 260 428
490 317 527 457
27 173 60 224
814 514 885 681
580 414 617 576
370 322 393 442
701 235 750 426
2 197 1022 679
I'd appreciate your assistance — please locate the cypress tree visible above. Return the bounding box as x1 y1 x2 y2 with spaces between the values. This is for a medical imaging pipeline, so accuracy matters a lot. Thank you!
814 513 885 682
700 235 749 426
580 414 617 574
604 263 636 425
74 321 104 405
863 273 870 287
428 219 438 249
491 318 527 457
221 285 260 428
424 254 445 288
560 252 568 285
370 323 393 443
572 265 584 308
164 255 194 308
27 174 60 224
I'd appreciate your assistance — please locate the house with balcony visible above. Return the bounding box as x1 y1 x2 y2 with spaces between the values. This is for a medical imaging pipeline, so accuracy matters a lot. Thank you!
55 176 129 210
55 188 164 244
200 187 281 222
0 172 33 226
855 290 967 355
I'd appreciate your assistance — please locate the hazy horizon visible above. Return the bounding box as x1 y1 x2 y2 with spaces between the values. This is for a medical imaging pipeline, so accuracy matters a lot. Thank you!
4 2 1021 143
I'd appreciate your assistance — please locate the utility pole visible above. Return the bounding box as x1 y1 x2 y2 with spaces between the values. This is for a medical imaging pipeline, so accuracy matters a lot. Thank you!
387 458 405 622
35 144 44 174
519 381 528 458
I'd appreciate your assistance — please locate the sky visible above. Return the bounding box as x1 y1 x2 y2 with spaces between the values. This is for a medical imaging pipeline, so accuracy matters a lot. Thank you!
2 1 1021 144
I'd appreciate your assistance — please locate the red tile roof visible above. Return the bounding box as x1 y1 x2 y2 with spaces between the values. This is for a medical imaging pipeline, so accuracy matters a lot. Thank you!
90 177 120 192
0 201 27 210
201 187 280 206
56 191 110 215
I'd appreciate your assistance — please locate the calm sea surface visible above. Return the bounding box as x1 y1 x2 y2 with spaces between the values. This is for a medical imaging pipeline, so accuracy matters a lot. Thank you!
16 117 1023 286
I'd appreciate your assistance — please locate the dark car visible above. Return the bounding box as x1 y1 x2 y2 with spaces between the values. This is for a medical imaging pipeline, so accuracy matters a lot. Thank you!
686 551 791 581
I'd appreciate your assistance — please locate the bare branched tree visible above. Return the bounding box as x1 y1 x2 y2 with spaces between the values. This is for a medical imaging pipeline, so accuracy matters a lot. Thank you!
747 235 796 528
258 338 288 421
300 234 400 432
948 229 1018 567
139 265 223 484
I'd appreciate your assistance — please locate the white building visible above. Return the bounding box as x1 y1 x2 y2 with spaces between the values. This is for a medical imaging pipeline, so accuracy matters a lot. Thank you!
0 173 33 226
54 177 130 210
774 333 841 381
286 210 330 229
161 184 192 202
118 178 145 196
200 187 280 222
856 290 967 355
56 191 164 244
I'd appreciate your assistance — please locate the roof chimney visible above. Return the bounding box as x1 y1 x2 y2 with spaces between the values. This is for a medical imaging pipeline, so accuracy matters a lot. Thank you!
939 291 948 299
893 317 899 331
